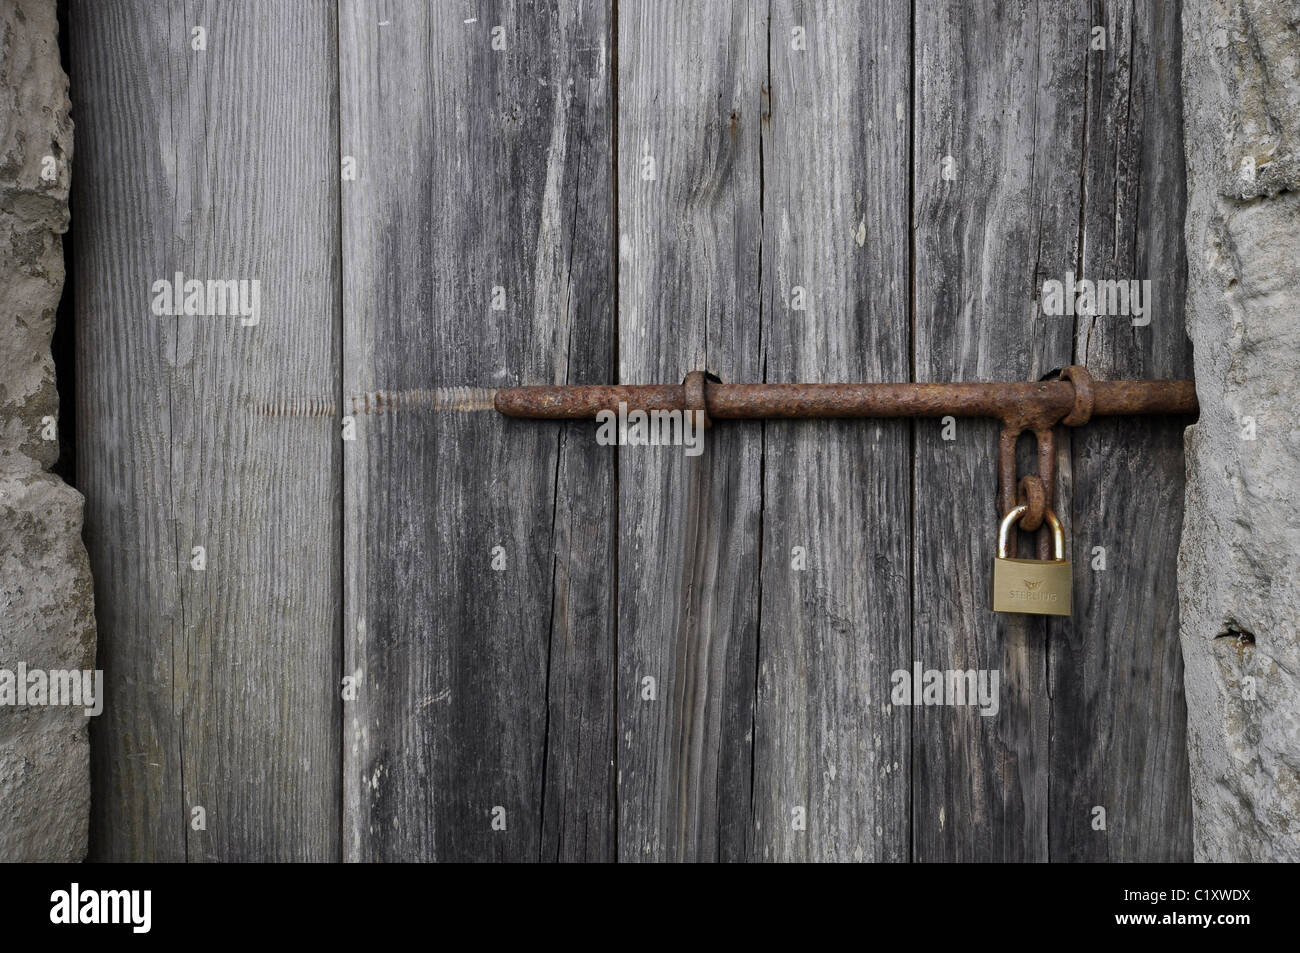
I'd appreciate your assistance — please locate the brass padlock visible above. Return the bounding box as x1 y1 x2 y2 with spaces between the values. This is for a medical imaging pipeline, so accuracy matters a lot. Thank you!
992 504 1071 615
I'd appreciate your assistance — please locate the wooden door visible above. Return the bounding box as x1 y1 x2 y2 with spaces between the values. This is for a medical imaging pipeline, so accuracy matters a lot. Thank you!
72 0 1192 861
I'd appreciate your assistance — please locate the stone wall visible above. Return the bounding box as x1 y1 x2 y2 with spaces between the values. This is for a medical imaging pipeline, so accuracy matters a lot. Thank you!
0 0 94 861
1180 0 1300 861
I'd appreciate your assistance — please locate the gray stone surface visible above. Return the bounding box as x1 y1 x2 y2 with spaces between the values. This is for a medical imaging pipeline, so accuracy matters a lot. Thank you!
0 0 93 861
1180 0 1300 861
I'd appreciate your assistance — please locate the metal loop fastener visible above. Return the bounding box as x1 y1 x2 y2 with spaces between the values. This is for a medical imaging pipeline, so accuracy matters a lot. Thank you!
682 370 716 429
1016 474 1047 532
998 505 1065 561
997 425 1057 558
1060 365 1095 427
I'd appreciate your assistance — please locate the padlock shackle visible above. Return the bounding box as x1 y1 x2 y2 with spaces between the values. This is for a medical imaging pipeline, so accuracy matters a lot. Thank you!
998 504 1065 560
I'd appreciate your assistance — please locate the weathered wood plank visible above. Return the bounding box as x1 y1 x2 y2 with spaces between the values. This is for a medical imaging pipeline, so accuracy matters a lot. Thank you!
71 0 341 860
912 0 1086 861
752 0 912 862
615 0 764 862
340 0 614 861
1051 0 1194 861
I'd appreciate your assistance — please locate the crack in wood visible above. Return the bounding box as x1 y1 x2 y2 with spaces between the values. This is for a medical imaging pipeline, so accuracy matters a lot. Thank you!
249 388 500 417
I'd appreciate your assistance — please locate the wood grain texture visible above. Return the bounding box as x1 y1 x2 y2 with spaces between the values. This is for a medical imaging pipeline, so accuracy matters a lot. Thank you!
71 0 341 861
615 0 764 862
752 0 912 862
1051 0 1194 861
339 0 614 861
911 0 1086 861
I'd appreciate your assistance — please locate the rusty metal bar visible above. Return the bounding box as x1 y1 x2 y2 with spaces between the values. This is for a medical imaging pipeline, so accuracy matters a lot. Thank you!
494 378 1197 423
496 370 1198 565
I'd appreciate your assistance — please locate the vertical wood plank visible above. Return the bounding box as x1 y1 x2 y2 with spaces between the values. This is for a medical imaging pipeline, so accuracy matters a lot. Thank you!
616 0 764 862
1051 0 1194 861
752 0 912 861
912 0 1086 861
71 0 341 860
340 0 614 861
